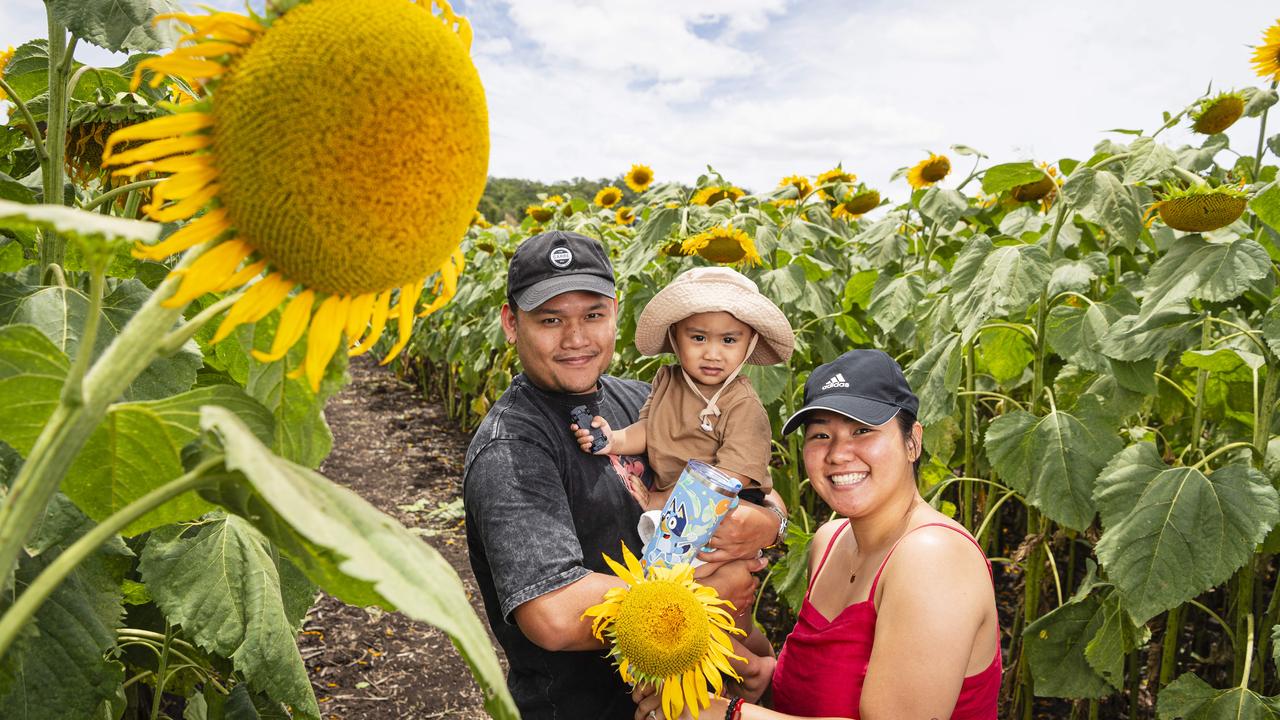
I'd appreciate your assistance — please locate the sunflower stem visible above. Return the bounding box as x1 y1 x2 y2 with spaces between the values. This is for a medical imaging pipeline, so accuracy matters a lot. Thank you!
0 75 47 163
0 244 205 597
82 179 163 212
0 456 221 660
39 15 72 273
158 291 244 355
59 255 107 407
1253 81 1276 185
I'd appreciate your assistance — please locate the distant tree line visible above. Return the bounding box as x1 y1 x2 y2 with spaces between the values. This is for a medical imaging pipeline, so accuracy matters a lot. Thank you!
477 175 692 224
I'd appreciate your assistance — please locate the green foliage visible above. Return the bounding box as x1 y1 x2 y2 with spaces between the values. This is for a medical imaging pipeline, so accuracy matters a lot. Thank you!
1157 673 1280 719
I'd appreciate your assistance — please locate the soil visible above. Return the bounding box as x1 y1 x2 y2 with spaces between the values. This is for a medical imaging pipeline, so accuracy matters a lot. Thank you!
300 357 501 719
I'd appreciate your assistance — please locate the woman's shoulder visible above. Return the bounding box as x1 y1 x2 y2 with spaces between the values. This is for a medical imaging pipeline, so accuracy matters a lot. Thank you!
809 519 852 561
884 519 989 592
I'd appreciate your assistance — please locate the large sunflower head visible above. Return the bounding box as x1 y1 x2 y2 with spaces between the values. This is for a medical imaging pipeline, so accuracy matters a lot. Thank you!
832 188 880 220
681 225 761 266
595 185 623 208
691 184 744 206
1252 19 1280 81
774 174 813 207
815 166 856 200
615 205 637 226
907 153 950 189
582 545 744 720
1191 91 1246 135
626 163 654 193
1147 183 1249 233
101 0 488 391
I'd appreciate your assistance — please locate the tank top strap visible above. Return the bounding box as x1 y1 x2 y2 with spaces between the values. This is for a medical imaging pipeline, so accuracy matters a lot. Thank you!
805 520 852 600
867 522 991 600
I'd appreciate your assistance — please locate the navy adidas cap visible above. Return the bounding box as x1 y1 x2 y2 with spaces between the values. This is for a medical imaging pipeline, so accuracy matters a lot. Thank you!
781 349 920 435
507 230 615 311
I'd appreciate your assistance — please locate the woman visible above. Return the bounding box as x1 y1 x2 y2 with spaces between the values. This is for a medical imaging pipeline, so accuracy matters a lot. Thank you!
635 349 1000 720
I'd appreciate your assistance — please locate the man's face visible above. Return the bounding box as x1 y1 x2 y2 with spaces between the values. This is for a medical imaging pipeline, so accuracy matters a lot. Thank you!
501 291 617 394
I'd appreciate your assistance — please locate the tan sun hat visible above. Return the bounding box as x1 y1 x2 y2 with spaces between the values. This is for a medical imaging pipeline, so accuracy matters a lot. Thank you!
635 266 795 365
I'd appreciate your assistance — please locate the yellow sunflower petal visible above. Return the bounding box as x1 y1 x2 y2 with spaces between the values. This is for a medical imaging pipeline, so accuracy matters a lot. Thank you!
213 272 294 343
149 166 219 206
378 281 423 366
111 154 211 180
349 290 391 356
602 550 640 586
132 56 228 90
301 294 350 391
132 208 230 260
215 259 267 292
102 135 212 167
622 545 646 581
701 657 723 695
683 669 702 719
145 182 220 222
252 289 315 363
165 41 245 59
344 292 376 342
161 239 253 308
101 113 213 161
663 675 683 720
417 252 460 318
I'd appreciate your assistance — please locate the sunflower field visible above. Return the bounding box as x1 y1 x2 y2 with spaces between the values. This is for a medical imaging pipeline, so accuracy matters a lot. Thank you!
407 28 1280 720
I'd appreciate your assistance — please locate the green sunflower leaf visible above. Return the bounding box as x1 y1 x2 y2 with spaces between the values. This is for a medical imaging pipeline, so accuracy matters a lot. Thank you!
868 273 925 338
0 199 160 247
45 0 181 54
139 516 321 720
1061 167 1142 250
0 323 69 455
1094 444 1279 623
985 408 1121 532
918 188 967 229
197 406 517 720
1132 235 1271 328
62 385 273 536
0 495 127 720
904 332 963 426
1022 589 1112 699
1156 672 1280 719
949 242 1052 344
1083 590 1150 690
1122 137 1179 184
1251 183 1280 234
981 162 1047 195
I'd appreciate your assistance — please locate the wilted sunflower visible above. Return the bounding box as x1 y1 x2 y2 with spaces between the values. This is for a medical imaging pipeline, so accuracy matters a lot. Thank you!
907 153 950 189
1010 165 1058 203
526 204 554 223
774 174 813 207
102 0 488 391
816 166 856 200
0 46 13 102
1252 19 1280 81
582 545 744 720
682 225 761 266
691 184 744 206
832 188 880 220
615 205 637 226
1191 92 1246 134
595 185 623 208
1147 183 1249 232
66 102 162 184
626 163 654 193
470 211 491 229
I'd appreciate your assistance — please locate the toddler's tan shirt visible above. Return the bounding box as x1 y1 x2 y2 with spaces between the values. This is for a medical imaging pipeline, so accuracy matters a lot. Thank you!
638 364 773 492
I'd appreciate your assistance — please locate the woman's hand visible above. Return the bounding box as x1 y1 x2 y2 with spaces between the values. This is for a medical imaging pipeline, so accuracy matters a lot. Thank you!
694 555 766 621
699 501 781 562
731 649 776 703
632 682 660 719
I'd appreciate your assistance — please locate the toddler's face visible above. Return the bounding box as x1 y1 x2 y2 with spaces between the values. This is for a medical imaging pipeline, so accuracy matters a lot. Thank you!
672 311 754 385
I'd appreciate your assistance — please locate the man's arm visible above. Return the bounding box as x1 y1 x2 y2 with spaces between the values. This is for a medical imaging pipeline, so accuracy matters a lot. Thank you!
513 572 625 651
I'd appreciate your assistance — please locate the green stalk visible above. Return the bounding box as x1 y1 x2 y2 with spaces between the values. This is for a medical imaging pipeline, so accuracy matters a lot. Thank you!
1186 315 1211 460
39 17 75 272
59 257 106 407
0 457 220 657
150 622 174 720
1253 81 1277 185
82 179 163 212
0 247 204 591
1128 649 1140 718
1234 564 1256 685
963 342 976 528
0 75 47 163
1159 604 1184 687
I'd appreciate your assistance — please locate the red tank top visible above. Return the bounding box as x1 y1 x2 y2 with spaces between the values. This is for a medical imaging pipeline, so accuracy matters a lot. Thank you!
771 521 1001 719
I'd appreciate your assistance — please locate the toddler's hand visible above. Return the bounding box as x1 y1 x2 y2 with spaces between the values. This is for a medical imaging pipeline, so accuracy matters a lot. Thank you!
571 415 612 454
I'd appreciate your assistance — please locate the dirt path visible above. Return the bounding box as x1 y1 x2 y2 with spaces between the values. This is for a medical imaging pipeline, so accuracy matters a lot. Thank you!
299 357 501 719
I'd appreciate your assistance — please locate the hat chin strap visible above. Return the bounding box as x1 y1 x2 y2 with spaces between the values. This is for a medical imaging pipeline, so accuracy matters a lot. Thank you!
669 329 759 433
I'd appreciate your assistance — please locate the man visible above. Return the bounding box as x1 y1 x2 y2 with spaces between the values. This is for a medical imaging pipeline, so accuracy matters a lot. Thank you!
464 230 781 718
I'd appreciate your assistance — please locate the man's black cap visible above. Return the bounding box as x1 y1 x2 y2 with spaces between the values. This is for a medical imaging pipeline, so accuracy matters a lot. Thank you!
507 230 616 311
781 349 920 435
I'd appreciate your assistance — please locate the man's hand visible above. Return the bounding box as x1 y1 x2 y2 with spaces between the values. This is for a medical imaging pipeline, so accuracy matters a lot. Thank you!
694 555 766 621
698 501 781 562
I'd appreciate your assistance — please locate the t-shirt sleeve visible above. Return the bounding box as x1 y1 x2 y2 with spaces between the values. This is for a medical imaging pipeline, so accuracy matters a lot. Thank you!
713 385 774 490
465 438 592 622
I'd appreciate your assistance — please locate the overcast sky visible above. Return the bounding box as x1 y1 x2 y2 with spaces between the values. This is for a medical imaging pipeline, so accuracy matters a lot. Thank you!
3 1 1278 197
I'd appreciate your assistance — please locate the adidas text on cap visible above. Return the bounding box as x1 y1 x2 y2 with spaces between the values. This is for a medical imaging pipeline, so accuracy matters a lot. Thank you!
507 230 616 311
781 349 920 435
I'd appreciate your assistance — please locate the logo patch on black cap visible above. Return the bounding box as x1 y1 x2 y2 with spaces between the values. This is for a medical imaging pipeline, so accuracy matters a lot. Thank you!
549 246 573 268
